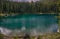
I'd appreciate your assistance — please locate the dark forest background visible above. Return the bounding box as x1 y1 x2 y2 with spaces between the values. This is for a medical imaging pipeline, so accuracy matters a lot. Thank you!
0 0 60 14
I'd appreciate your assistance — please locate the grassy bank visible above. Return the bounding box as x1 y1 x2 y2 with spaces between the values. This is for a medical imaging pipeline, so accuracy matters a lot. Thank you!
0 32 60 39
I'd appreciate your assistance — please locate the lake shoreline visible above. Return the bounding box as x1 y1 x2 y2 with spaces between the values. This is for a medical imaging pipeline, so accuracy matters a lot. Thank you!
0 13 57 17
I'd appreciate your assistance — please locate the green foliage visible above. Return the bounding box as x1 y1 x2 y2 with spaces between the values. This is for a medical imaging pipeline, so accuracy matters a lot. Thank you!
0 34 4 39
14 36 18 39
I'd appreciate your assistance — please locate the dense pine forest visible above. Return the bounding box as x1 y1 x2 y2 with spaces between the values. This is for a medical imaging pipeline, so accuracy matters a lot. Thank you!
0 0 60 14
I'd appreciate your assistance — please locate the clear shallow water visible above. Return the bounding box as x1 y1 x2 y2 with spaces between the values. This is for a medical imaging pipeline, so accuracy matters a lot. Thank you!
0 14 58 35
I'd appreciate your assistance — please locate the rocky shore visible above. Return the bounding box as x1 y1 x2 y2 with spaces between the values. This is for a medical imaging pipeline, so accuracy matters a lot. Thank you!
0 13 19 17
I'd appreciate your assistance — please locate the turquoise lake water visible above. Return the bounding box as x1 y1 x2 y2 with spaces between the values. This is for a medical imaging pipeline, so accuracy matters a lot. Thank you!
0 14 58 34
